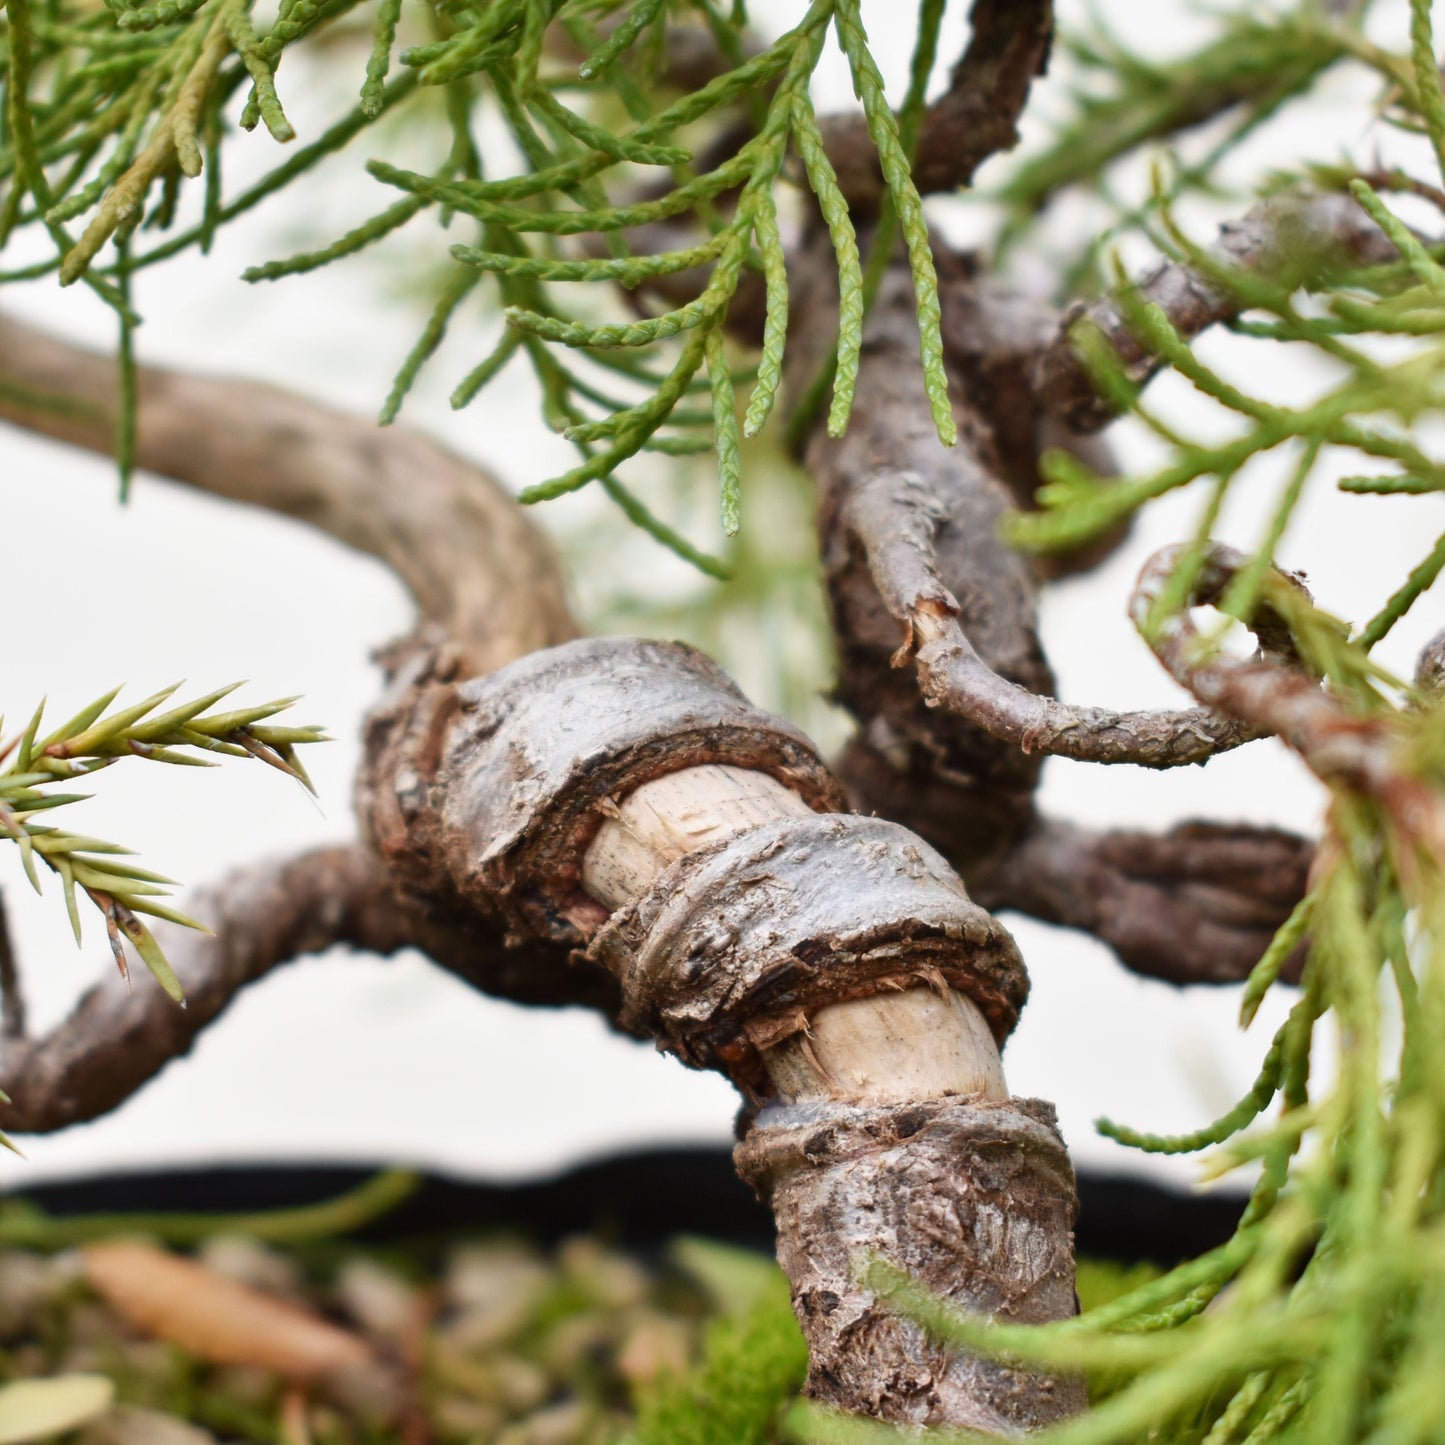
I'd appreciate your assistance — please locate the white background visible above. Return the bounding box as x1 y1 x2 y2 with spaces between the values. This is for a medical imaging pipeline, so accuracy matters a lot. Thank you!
2 0 1441 1192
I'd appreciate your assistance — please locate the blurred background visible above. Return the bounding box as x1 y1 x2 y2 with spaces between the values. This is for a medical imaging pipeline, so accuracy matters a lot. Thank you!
2 0 1441 1194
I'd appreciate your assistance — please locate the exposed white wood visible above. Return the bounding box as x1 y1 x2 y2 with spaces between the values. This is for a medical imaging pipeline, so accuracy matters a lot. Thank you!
582 764 1008 1108
581 764 812 911
762 987 1007 1105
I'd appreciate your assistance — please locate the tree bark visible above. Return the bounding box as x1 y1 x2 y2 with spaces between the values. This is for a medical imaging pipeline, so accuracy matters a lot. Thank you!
359 633 1084 1429
0 848 407 1132
0 312 576 675
1035 190 1403 434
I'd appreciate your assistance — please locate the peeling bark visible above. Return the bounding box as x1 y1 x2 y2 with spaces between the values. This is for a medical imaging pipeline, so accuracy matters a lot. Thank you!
736 1096 1083 1432
1135 544 1445 852
588 813 1027 1077
357 636 844 948
801 255 1257 792
359 635 1082 1429
4 67 1409 1441
793 226 1323 980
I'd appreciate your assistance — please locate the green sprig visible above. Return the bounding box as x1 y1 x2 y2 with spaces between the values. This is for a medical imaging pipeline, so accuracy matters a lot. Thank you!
1 686 326 1000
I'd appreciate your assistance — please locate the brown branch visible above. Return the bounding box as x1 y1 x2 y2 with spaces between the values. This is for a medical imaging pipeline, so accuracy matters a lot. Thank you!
805 257 1257 771
971 817 1312 986
0 313 578 677
1133 544 1445 852
825 0 1053 210
910 605 1259 767
0 887 24 1043
0 845 606 1136
0 847 404 1133
1036 189 1406 434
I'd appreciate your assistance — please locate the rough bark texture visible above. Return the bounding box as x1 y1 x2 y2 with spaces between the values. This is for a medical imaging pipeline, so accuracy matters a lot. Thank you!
358 636 845 949
972 818 1313 986
736 1095 1084 1432
1417 630 1445 694
1135 545 1445 851
588 813 1026 1080
9 65 1414 1436
1036 190 1404 434
801 254 1258 801
357 635 1081 1429
0 848 410 1132
797 257 1049 865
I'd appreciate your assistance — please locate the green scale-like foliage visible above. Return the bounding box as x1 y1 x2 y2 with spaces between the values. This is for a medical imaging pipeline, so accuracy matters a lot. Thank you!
786 4 1445 1443
1 0 957 570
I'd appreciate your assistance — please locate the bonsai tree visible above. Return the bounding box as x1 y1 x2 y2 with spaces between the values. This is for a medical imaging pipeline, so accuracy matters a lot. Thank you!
3 0 1445 1437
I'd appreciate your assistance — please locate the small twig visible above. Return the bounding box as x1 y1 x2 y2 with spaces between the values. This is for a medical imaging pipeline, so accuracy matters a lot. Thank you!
1132 543 1445 852
793 239 1257 771
909 603 1259 767
1357 163 1445 218
1036 189 1406 434
0 886 26 1042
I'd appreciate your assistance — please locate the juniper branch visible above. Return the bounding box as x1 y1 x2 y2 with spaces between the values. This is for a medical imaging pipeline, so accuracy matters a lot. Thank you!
1133 543 1445 851
813 261 1257 769
1036 189 1405 435
0 849 379 1133
823 0 1053 212
0 310 577 674
972 818 1312 988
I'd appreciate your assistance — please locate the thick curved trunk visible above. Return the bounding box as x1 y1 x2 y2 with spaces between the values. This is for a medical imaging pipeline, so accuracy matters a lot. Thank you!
360 633 1084 1430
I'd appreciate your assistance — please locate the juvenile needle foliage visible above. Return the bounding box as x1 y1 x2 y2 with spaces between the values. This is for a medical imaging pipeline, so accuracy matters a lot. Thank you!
0 685 325 1006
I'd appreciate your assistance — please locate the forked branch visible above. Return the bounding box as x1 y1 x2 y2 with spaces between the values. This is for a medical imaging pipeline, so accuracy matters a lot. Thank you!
809 261 1257 771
